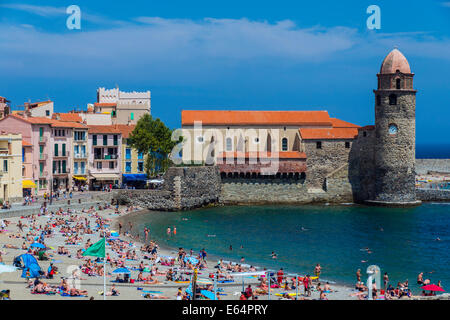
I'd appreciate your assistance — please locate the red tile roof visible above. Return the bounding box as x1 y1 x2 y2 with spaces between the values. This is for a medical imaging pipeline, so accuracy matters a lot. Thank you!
299 127 359 140
217 151 307 159
8 115 86 128
182 110 332 126
358 125 375 131
298 117 360 140
114 124 136 138
94 103 116 107
53 113 82 123
87 125 121 134
330 118 360 128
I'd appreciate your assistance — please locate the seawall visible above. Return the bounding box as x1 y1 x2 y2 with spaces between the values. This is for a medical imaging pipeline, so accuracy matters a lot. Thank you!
115 166 221 211
416 159 450 175
416 189 450 202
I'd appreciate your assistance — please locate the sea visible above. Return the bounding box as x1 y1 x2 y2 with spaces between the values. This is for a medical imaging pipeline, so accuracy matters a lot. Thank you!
124 203 450 293
122 145 450 294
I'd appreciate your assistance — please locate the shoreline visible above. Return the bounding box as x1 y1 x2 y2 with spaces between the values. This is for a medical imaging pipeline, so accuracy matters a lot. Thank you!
1 202 444 300
116 208 358 295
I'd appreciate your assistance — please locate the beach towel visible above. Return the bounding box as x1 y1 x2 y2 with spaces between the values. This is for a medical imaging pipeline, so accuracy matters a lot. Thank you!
60 292 87 297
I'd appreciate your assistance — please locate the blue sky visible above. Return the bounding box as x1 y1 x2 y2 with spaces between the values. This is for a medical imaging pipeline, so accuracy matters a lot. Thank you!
0 0 449 144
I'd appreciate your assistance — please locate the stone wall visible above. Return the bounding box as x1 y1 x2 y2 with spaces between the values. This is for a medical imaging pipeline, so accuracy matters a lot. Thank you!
304 139 354 189
416 188 450 202
116 166 222 211
348 128 376 202
416 159 450 175
373 92 416 202
220 174 354 205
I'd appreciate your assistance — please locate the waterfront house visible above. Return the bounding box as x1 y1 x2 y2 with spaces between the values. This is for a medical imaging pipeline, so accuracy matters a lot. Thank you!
87 125 122 189
115 124 148 186
0 132 23 203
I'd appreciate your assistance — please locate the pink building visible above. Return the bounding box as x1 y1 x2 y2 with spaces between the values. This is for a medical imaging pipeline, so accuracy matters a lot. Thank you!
87 125 122 190
0 115 86 194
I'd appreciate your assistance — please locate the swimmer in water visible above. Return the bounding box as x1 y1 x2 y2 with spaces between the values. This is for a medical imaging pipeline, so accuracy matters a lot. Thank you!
361 260 368 263
435 237 441 241
173 227 177 235
271 252 277 259
300 226 308 231
167 227 171 235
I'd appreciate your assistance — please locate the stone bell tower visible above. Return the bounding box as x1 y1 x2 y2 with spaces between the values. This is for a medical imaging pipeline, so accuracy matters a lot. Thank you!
370 48 419 205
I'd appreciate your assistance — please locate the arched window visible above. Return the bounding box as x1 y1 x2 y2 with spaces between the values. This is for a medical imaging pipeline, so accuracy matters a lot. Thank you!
396 78 401 89
282 138 288 151
226 137 233 151
389 94 397 105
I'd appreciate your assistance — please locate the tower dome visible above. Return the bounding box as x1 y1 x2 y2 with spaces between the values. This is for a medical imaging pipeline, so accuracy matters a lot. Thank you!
380 48 411 74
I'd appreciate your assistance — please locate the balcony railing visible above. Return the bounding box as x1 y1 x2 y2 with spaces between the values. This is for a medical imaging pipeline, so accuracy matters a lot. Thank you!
39 136 48 144
53 168 70 175
94 154 118 160
74 153 87 159
54 151 70 158
39 171 48 177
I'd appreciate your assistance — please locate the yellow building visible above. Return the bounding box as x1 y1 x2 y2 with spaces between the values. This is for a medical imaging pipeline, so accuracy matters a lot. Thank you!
115 125 147 186
0 132 23 204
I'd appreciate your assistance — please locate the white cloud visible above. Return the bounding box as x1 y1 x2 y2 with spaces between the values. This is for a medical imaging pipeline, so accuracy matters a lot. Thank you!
0 3 124 26
0 4 66 16
0 14 449 81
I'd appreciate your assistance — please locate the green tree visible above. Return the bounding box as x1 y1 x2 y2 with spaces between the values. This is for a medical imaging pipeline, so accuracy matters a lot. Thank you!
128 114 181 177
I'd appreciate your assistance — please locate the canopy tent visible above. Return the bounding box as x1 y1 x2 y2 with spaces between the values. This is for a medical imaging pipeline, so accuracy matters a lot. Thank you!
112 267 131 274
30 242 46 249
18 254 42 278
72 175 87 181
122 174 148 182
91 173 120 181
22 180 36 189
148 179 164 184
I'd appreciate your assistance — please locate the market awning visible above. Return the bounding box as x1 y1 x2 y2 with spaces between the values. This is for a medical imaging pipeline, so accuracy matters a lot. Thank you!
73 175 87 181
122 174 148 182
91 173 120 180
22 180 36 189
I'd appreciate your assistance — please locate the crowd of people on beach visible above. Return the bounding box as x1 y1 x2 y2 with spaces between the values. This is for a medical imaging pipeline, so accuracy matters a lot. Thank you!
0 198 446 301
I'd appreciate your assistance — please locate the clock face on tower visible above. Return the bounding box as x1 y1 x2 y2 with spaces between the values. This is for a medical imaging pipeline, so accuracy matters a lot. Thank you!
389 124 398 135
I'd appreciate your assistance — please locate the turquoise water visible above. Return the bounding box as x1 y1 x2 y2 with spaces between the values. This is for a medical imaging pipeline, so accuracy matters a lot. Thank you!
124 203 450 292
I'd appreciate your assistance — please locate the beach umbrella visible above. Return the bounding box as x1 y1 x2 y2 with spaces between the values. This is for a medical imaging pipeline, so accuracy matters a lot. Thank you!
0 265 18 274
112 267 131 274
30 243 46 249
421 284 445 292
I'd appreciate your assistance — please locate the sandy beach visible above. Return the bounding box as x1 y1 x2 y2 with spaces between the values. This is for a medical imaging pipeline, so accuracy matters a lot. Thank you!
0 203 379 300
